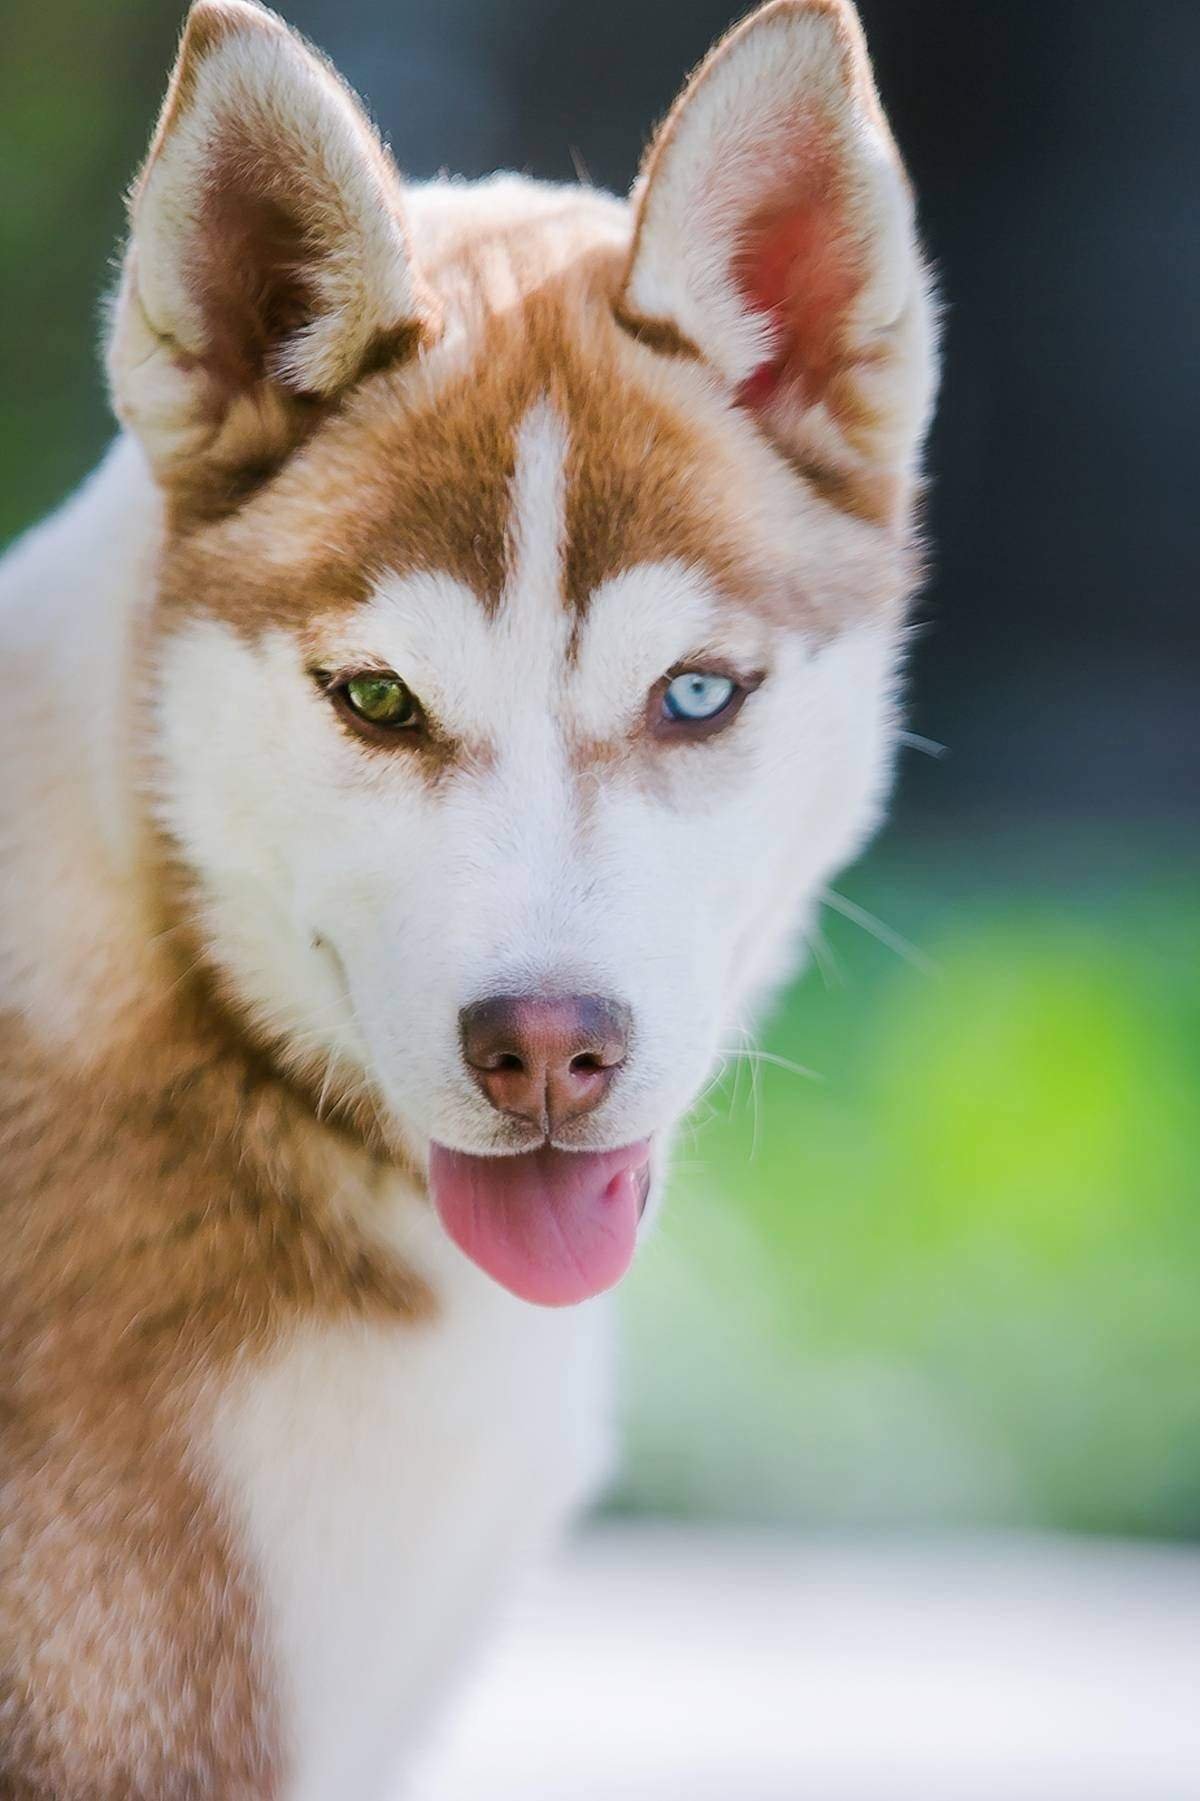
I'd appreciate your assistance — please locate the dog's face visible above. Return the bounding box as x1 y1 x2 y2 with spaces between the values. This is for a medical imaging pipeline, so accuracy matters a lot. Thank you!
112 0 935 1304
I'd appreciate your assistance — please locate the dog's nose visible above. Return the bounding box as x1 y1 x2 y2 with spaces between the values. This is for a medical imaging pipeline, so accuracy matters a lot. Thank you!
459 994 632 1134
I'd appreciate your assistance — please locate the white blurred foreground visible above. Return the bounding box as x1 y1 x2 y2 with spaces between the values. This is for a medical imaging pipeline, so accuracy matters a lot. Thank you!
411 1523 1200 1801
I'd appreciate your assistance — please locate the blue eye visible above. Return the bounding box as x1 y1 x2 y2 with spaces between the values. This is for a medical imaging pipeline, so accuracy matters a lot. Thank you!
663 671 738 722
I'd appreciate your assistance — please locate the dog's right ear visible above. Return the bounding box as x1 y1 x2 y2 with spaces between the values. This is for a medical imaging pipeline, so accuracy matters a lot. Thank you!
107 0 435 514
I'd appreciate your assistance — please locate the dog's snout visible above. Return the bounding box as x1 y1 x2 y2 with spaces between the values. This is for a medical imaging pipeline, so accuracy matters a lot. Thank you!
459 994 631 1134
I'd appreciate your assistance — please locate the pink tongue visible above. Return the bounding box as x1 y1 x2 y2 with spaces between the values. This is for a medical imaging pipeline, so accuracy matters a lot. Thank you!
428 1140 650 1306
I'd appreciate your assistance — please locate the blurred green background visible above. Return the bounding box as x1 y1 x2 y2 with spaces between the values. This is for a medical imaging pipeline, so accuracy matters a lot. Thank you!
620 833 1200 1537
4 1 1196 1539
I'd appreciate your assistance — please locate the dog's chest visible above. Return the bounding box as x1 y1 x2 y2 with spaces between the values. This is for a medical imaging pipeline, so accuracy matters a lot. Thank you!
206 1207 614 1801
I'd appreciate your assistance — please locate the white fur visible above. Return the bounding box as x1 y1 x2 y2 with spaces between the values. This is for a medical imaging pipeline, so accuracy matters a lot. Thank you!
208 1193 613 1800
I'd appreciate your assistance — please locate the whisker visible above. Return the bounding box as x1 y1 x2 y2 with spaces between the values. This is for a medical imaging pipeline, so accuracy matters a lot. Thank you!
897 730 947 758
314 1046 339 1124
821 887 937 977
730 1023 763 1160
803 919 844 991
143 919 194 948
720 1046 822 1083
727 1032 746 1118
691 1051 739 1135
162 951 209 999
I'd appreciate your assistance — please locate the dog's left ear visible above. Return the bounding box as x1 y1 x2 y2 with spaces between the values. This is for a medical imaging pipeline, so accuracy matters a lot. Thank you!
620 0 936 525
107 0 435 513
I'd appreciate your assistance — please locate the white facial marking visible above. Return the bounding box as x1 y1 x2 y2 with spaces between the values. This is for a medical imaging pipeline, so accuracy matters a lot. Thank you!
568 561 727 740
506 399 570 630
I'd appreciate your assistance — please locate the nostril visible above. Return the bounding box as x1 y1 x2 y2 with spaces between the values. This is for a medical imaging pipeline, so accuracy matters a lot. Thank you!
459 993 632 1127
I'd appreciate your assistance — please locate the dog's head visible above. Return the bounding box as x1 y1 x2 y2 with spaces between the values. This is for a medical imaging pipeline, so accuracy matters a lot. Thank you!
110 0 936 1304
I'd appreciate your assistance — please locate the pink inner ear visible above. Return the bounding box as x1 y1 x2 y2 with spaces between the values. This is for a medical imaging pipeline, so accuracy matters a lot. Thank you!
733 188 863 413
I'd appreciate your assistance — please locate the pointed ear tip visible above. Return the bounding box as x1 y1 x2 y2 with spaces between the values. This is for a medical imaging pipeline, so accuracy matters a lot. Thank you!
182 0 284 56
731 0 866 73
745 0 859 31
187 0 277 23
724 0 884 129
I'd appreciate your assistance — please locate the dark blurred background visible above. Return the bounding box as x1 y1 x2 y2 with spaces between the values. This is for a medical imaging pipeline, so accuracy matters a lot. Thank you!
3 1 1197 1538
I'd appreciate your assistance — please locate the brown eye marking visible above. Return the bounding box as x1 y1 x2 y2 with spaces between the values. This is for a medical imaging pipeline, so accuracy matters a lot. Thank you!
647 663 765 743
311 668 428 747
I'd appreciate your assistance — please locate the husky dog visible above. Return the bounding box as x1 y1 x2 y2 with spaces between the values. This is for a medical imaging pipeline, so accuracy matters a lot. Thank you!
0 1 936 1793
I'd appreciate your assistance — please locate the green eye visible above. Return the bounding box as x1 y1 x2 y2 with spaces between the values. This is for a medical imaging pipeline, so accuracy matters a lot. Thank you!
341 672 420 730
